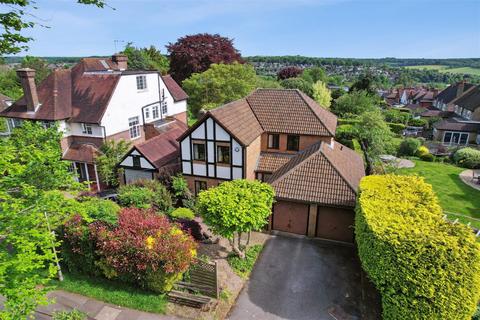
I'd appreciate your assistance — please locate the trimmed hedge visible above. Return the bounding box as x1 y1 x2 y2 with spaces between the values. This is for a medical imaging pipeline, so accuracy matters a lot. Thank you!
337 118 405 135
398 138 421 156
453 147 480 169
356 175 480 320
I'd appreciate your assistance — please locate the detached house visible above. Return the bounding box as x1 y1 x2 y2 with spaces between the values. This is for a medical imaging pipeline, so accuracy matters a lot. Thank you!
0 54 188 190
178 89 365 242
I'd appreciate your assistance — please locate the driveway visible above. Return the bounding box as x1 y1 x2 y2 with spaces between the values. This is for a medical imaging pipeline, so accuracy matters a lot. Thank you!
228 236 366 320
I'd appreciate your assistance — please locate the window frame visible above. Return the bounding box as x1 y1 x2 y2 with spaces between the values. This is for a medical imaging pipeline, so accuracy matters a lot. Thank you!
161 101 168 115
145 107 150 119
192 141 206 161
152 105 159 119
128 116 141 139
81 123 93 135
216 144 231 164
267 134 280 149
286 134 300 151
194 180 207 196
136 75 147 90
443 131 469 145
132 155 141 168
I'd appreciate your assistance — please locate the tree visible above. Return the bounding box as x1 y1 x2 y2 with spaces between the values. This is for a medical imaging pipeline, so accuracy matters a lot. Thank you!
354 110 393 174
331 90 377 118
350 72 376 95
301 67 327 84
182 62 257 117
277 66 303 80
312 81 332 109
256 75 282 89
280 77 313 97
96 139 131 188
0 69 22 99
21 56 50 84
167 33 243 83
122 43 169 74
0 121 80 319
0 0 107 54
196 180 275 258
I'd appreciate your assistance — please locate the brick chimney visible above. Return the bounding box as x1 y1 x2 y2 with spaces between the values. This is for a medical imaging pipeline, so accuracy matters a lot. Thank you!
17 68 39 112
456 80 466 98
112 53 128 71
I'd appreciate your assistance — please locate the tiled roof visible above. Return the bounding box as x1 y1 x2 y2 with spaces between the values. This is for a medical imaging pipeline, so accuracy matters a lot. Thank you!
246 89 337 136
161 75 188 102
209 98 264 146
420 109 455 118
256 152 294 173
433 118 480 132
436 82 476 104
451 86 480 112
135 120 188 168
0 93 12 111
62 143 100 163
268 141 365 207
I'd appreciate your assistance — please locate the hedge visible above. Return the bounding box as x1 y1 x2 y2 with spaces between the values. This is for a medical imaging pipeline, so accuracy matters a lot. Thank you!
337 118 405 135
356 175 480 320
453 147 480 169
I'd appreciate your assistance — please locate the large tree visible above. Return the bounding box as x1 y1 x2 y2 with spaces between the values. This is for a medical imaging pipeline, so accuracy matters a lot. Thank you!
182 62 257 117
167 33 243 83
0 121 81 319
196 180 274 258
312 81 332 109
280 77 313 97
96 139 131 188
277 66 303 80
122 43 169 74
331 90 377 118
301 66 327 84
0 0 107 54
21 56 50 84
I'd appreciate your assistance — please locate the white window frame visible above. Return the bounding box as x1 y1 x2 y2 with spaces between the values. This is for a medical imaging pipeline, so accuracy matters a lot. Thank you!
152 105 159 119
136 75 147 91
443 131 469 145
161 101 168 115
128 116 141 139
145 107 150 119
81 123 93 135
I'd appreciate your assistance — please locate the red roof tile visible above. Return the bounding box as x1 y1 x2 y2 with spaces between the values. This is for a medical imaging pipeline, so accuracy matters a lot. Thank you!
161 75 188 102
62 143 100 163
256 152 294 173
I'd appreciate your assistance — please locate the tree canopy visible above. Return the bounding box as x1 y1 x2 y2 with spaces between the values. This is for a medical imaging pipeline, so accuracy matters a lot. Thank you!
301 67 327 84
196 180 274 258
182 62 257 117
280 77 313 97
331 90 377 118
167 33 243 83
312 81 332 109
122 43 169 74
21 56 50 84
96 139 131 188
277 66 303 80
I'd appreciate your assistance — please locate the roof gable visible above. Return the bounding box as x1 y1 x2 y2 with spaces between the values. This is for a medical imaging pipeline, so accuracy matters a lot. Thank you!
161 75 188 102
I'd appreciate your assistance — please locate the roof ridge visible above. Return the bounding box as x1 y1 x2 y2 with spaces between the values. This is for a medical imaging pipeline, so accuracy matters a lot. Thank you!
319 142 358 194
296 90 336 136
449 85 477 105
268 142 323 185
245 91 265 132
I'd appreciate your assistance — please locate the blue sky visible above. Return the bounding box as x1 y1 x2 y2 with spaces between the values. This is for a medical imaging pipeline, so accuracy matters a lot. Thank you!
14 0 480 58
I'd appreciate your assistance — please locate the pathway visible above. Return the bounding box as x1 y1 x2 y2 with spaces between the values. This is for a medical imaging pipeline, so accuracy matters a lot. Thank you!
34 290 180 320
459 169 480 191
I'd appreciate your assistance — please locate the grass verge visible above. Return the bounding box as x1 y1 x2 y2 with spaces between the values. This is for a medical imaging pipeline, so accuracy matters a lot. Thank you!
227 244 263 279
52 273 167 314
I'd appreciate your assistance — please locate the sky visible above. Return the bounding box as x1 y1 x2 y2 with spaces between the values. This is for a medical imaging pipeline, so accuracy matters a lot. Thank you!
10 0 480 58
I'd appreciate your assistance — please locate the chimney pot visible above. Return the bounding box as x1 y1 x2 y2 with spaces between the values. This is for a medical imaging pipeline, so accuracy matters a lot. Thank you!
17 68 39 112
112 53 128 71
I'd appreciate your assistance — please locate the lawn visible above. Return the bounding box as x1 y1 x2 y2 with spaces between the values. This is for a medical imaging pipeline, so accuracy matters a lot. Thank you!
405 65 480 76
52 273 167 314
227 245 263 279
397 160 480 228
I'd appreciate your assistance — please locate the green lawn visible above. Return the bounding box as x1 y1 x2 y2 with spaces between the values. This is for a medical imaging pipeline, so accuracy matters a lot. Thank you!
52 273 167 314
405 65 480 76
397 160 480 228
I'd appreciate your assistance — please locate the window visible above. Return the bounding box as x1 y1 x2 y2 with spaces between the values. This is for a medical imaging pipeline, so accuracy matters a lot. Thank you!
81 123 93 135
267 134 280 149
193 142 206 161
195 180 207 196
152 105 159 119
145 107 150 119
136 75 147 90
161 101 168 115
443 131 469 145
217 145 230 164
129 116 140 139
287 135 300 151
132 155 141 168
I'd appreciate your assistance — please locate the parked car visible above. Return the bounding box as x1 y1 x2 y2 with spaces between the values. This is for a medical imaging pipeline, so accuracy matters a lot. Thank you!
403 126 423 137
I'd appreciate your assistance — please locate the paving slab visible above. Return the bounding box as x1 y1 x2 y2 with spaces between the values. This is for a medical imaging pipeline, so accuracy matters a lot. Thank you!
94 306 122 320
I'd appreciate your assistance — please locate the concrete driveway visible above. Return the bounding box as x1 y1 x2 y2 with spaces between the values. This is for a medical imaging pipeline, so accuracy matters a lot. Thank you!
228 236 365 320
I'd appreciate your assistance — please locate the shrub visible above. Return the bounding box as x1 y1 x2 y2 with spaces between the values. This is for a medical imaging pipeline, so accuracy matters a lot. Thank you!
385 137 403 155
384 109 410 124
52 310 86 320
416 145 429 157
79 197 120 225
170 208 195 220
94 208 197 292
419 152 434 162
171 174 195 209
356 175 480 320
117 180 173 212
133 180 173 212
408 117 428 128
387 122 405 135
453 147 480 169
397 138 421 156
177 218 204 241
335 124 356 145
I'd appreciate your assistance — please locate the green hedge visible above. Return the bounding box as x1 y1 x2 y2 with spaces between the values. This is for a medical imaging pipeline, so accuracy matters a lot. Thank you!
453 147 480 169
337 118 405 135
356 175 480 320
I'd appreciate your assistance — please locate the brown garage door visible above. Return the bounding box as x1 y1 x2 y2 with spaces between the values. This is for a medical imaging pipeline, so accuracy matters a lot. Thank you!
272 201 309 235
316 206 354 242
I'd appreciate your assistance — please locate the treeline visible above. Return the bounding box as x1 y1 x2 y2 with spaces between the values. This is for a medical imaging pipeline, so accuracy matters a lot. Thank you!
246 56 480 68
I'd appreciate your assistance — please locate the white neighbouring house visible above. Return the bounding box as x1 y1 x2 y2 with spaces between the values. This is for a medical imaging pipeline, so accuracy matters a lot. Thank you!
0 54 188 191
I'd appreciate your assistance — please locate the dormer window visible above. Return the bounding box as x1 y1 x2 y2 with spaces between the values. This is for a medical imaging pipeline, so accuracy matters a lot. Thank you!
136 75 147 90
81 123 93 135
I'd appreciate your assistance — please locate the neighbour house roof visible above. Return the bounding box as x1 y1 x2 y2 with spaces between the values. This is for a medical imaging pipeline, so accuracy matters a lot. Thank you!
267 141 365 207
451 86 480 112
246 89 337 136
62 143 100 163
420 109 455 118
256 152 294 173
433 118 480 132
0 93 13 111
436 82 476 104
161 75 188 102
133 120 188 169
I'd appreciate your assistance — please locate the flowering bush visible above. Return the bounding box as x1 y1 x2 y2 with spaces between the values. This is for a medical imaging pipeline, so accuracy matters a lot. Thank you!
94 208 196 292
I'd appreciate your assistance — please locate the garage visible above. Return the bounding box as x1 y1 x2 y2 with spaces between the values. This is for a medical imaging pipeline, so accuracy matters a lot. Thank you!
272 201 309 235
316 206 355 242
124 168 153 184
